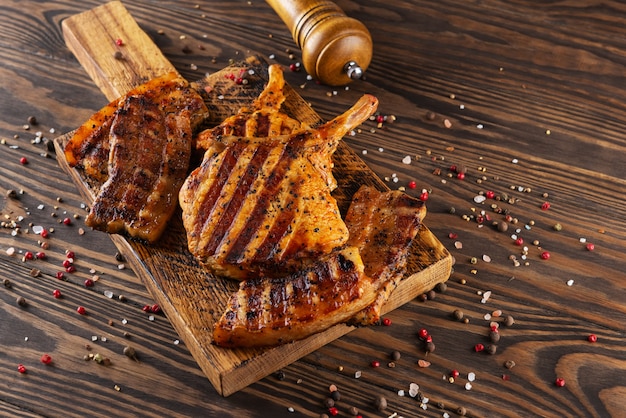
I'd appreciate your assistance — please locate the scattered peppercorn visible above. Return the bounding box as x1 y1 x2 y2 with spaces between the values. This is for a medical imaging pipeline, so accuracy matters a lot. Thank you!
497 221 509 232
76 306 87 315
504 360 516 369
3 278 11 288
123 346 139 361
503 315 515 326
453 309 464 321
348 406 359 416
390 350 401 361
40 354 52 364
487 344 497 355
435 282 447 293
17 364 27 374
588 334 597 343
425 341 436 353
373 395 387 411
555 377 565 387
16 296 27 307
457 406 467 416
489 330 500 343
330 390 341 402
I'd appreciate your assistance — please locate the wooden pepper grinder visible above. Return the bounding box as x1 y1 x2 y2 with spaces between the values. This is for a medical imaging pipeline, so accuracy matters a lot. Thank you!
266 0 373 86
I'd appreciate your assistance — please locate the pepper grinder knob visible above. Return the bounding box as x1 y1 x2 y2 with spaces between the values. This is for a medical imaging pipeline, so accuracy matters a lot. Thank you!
266 0 373 86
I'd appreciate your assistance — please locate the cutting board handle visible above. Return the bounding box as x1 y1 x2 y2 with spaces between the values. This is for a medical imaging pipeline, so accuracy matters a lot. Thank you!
62 1 176 101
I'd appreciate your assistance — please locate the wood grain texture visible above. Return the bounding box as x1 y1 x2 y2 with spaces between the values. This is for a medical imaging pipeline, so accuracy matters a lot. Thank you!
53 1 451 396
1 0 625 416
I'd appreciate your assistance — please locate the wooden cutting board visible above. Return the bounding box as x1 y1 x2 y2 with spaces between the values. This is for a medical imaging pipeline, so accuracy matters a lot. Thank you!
54 1 453 396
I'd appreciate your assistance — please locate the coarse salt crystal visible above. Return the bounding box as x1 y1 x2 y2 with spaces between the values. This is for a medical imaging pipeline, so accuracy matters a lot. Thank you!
484 313 492 320
121 318 128 324
482 254 491 262
362 149 368 155
512 158 519 164
465 382 473 390
579 237 587 243
398 389 405 396
6 247 15 256
402 155 412 164
354 370 362 378
104 290 114 299
477 124 484 129
32 225 44 234
468 372 476 382
567 279 575 286
454 241 463 249
174 339 180 345
474 195 486 204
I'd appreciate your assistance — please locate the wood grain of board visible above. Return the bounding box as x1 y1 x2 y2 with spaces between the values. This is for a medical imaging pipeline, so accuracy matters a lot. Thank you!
54 1 452 396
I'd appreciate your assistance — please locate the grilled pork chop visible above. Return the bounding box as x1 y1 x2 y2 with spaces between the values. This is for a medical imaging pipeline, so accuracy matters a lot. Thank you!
195 64 304 150
212 186 426 347
180 94 378 279
65 72 209 242
346 186 426 325
213 246 377 348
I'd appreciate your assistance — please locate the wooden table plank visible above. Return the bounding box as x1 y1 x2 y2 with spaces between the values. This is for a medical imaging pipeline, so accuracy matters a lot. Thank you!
1 0 625 416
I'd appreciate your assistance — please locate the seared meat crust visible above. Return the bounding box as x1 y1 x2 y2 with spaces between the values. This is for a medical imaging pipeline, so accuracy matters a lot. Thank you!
213 246 377 348
65 72 209 242
180 95 378 279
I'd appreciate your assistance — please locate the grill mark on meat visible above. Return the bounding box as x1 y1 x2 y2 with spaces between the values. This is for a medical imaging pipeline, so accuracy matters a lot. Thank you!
213 247 375 347
191 143 245 244
202 142 274 256
223 135 309 265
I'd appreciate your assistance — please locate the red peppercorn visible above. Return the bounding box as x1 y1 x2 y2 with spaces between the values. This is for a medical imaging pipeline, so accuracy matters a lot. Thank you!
448 232 458 239
449 164 457 172
115 38 123 46
418 328 429 339
450 369 460 378
17 364 27 373
24 251 34 260
84 279 95 288
40 354 52 364
382 317 392 326
62 259 72 268
36 252 46 260
328 407 339 416
408 180 417 189
476 215 484 224
142 305 152 313
52 289 62 299
540 251 551 260
371 360 380 368
588 334 597 343
20 157 28 165
425 334 433 343
586 243 595 251
456 172 465 180
151 304 161 314
289 63 299 72
65 265 76 273
474 343 485 352
40 229 49 238
66 251 75 259
515 237 524 246
541 202 551 210
76 306 87 315
555 377 565 387
376 115 385 124
55 271 65 280
62 217 72 225
419 191 429 201
485 190 495 199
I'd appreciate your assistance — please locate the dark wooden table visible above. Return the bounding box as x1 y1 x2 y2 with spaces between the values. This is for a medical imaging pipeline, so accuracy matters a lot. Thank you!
2 1 625 417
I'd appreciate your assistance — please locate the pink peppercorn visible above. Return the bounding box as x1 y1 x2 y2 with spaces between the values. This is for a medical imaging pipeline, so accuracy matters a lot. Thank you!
55 271 65 280
555 377 565 387
450 369 460 378
515 237 524 246
328 407 339 416
474 343 485 352
17 364 27 373
62 259 72 268
371 360 380 368
36 252 46 260
65 265 76 273
24 251 34 260
588 334 597 343
40 354 52 364
40 229 49 238
586 243 595 251
541 202 551 210
151 304 161 314
20 157 28 165
419 191 429 201
540 251 551 260
485 190 495 199
382 317 392 326
408 180 417 189
52 289 62 299
76 306 86 315
84 279 94 288
456 172 465 180
62 217 72 225
418 328 429 339
115 38 123 46
66 251 75 259
142 305 152 313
